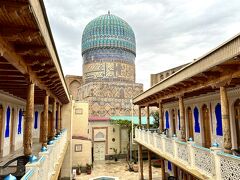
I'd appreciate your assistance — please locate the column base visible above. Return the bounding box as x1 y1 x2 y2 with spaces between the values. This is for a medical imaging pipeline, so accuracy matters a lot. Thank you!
224 148 232 154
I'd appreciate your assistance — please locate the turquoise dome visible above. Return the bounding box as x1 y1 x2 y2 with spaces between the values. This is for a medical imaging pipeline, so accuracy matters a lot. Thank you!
82 13 136 56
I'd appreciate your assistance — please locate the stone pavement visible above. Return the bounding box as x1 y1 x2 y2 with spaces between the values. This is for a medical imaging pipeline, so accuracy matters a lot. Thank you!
75 160 162 180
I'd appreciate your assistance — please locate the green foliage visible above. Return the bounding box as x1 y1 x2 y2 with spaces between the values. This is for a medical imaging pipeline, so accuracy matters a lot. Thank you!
110 119 132 134
86 163 92 169
151 111 159 128
110 119 131 128
77 163 82 168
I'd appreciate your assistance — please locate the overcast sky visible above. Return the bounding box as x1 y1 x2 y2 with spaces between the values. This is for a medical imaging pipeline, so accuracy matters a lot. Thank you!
44 0 240 90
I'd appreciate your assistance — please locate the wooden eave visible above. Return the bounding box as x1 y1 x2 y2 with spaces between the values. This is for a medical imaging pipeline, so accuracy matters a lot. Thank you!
0 0 70 104
133 33 240 106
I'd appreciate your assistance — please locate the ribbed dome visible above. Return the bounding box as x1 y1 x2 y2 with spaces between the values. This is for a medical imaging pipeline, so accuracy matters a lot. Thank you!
82 13 136 56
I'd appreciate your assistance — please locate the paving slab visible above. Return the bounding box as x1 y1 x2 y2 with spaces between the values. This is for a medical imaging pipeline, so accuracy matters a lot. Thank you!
75 160 162 180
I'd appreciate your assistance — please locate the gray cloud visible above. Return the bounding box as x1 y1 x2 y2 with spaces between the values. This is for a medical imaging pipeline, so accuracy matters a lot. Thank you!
44 0 240 90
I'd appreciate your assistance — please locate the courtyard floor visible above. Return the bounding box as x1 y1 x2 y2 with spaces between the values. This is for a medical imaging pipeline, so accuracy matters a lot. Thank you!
75 159 162 180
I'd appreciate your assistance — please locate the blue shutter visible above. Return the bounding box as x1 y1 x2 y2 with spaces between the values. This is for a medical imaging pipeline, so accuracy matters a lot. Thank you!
178 110 180 130
168 161 172 171
5 106 10 137
56 111 58 130
215 103 223 136
194 107 200 133
165 111 169 129
18 109 23 134
34 111 38 129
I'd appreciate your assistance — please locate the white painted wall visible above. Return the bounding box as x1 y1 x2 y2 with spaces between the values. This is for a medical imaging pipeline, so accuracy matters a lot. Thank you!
0 92 47 157
162 87 240 148
0 93 26 157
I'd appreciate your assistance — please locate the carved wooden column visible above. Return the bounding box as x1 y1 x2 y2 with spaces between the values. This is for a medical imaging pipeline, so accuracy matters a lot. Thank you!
50 99 56 139
179 96 186 141
148 151 152 180
23 82 34 156
139 144 144 180
42 94 49 147
159 100 164 132
173 165 178 179
59 105 62 131
187 173 193 180
161 158 165 180
220 86 232 153
147 105 150 129
146 105 152 180
138 105 144 180
57 103 61 134
138 106 142 128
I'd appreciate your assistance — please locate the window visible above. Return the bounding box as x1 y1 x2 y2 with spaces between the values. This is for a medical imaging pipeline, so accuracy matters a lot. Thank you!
56 110 58 130
34 111 38 129
75 144 82 152
168 161 172 170
75 108 83 114
178 110 180 130
5 106 10 138
95 132 104 139
165 111 169 129
18 109 23 134
215 103 223 136
194 107 200 133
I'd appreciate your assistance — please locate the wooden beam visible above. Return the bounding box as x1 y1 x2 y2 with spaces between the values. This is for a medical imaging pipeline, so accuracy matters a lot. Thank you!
191 76 207 82
15 44 47 56
0 63 18 70
215 64 240 73
0 2 30 19
0 26 40 42
45 66 56 73
202 71 221 78
0 74 24 78
0 25 38 35
0 70 23 76
143 71 240 105
31 64 45 72
23 55 51 64
0 80 26 83
0 36 61 103
0 0 28 8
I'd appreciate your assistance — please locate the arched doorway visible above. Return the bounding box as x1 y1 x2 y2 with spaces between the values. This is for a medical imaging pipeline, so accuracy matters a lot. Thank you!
69 80 81 100
202 104 211 148
0 105 3 156
234 99 240 150
171 109 176 134
187 107 194 140
10 108 15 152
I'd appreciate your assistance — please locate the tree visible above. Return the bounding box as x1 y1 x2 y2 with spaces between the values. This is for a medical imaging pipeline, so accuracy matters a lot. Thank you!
151 111 159 128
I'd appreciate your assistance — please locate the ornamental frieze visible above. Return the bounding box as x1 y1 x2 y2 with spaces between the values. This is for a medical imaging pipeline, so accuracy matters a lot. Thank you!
83 62 135 83
78 82 142 99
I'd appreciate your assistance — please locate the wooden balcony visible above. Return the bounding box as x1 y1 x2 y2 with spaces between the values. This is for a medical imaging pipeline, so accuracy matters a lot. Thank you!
21 129 68 180
134 128 240 180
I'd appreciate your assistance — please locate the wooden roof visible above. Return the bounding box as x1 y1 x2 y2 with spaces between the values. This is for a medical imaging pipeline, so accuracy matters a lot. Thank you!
133 33 240 106
0 0 70 104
